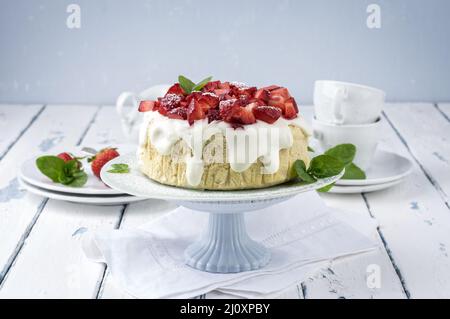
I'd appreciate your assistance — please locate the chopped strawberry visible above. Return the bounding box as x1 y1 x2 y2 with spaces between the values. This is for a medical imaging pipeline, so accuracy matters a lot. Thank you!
199 93 219 108
167 107 187 120
268 87 291 109
253 106 282 124
207 108 221 123
214 88 231 97
57 152 74 162
237 103 257 125
203 81 221 92
159 94 181 111
237 87 257 99
138 100 155 112
219 82 231 90
283 97 299 119
262 85 281 91
220 101 256 125
166 83 185 96
254 89 270 103
89 148 120 179
187 99 206 125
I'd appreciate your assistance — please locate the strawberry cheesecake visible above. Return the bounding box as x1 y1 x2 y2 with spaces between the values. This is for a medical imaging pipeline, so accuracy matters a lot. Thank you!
137 79 311 190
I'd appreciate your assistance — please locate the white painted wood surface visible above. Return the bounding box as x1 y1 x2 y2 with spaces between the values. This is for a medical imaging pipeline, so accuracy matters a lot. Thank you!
0 103 449 299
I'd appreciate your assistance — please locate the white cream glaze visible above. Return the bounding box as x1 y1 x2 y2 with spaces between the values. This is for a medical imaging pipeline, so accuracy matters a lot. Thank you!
137 111 311 187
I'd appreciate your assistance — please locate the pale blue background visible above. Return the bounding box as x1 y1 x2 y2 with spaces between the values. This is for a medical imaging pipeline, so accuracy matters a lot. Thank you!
0 0 449 104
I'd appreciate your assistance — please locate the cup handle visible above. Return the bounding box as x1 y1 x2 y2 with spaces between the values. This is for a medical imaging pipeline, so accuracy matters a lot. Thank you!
332 87 348 124
116 91 139 135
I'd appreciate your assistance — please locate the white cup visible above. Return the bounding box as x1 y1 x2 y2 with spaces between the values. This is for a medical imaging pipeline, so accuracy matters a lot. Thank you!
116 84 170 142
312 117 383 170
314 80 385 125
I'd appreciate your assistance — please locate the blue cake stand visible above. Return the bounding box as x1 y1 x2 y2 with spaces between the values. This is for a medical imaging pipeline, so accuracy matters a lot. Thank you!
101 154 342 273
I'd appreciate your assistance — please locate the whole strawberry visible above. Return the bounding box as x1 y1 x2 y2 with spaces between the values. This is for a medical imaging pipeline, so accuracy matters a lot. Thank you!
57 152 74 162
89 148 120 179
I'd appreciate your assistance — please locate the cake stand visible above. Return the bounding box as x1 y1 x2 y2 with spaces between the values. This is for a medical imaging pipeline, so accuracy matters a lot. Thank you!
101 154 343 273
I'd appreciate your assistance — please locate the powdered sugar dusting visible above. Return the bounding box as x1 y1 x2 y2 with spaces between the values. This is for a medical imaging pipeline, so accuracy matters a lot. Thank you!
230 81 249 89
219 99 237 109
202 92 218 98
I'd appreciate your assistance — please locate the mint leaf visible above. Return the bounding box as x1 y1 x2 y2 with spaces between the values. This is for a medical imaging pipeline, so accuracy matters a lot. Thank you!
317 182 335 193
107 163 130 174
342 163 366 180
308 155 345 178
178 75 196 94
192 76 213 92
36 156 66 183
36 155 87 187
325 144 356 167
66 172 88 187
293 160 316 183
307 146 315 152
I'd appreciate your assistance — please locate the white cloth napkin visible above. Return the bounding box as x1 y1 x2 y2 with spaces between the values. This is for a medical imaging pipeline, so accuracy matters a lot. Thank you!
82 192 378 298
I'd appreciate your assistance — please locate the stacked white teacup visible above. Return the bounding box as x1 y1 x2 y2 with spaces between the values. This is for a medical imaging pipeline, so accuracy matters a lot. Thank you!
312 80 386 170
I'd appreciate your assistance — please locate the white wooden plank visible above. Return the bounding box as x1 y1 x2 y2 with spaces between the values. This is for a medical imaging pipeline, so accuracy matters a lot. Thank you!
435 103 450 122
0 105 129 298
0 105 99 289
299 106 406 299
361 107 450 298
383 103 450 206
0 104 44 160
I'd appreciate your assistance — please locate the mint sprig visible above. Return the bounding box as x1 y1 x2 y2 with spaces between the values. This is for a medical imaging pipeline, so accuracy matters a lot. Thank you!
107 163 129 174
36 156 88 188
178 75 212 94
293 143 366 192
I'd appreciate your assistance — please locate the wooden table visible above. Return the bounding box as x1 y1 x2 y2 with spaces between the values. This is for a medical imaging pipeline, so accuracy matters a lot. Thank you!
0 103 449 299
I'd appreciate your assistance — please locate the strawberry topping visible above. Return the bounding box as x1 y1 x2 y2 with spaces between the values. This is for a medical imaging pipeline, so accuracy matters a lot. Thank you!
137 80 299 126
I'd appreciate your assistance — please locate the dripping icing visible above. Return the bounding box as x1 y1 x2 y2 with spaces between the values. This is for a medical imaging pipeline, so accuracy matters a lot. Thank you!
138 111 311 186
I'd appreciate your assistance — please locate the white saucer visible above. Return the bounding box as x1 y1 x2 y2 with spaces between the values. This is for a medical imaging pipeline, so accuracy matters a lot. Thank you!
335 150 413 186
19 144 136 195
329 179 404 194
19 177 147 206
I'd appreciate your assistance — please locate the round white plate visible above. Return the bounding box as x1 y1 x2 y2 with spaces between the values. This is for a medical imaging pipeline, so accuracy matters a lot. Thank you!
335 150 413 186
19 177 147 206
329 179 404 194
19 144 136 195
100 154 344 203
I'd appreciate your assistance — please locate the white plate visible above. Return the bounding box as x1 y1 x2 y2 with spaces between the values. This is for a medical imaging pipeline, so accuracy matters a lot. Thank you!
19 177 147 206
335 150 413 186
100 154 344 203
329 179 404 194
19 144 136 195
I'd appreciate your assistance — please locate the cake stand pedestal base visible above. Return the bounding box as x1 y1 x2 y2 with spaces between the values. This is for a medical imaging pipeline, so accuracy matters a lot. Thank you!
184 213 270 273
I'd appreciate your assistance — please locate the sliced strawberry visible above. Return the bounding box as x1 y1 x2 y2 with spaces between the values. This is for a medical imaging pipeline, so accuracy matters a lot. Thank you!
138 100 155 112
283 97 299 119
166 83 185 96
253 105 282 124
167 107 187 120
187 99 206 125
254 88 270 103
